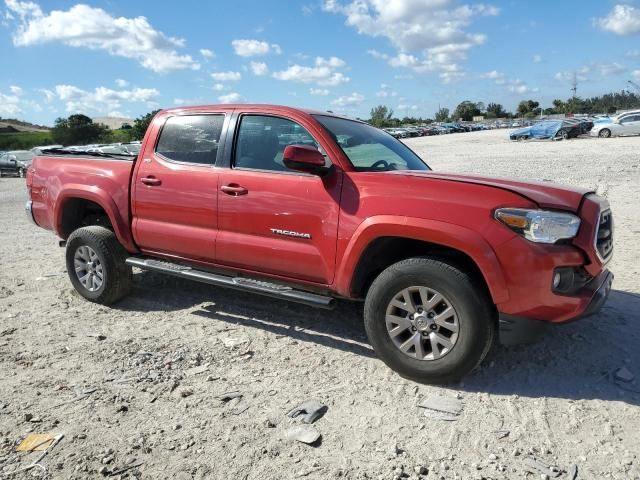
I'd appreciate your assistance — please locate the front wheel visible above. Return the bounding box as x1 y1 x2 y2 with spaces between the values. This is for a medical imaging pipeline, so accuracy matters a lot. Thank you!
18 168 26 178
598 128 611 138
364 258 495 384
65 226 133 305
557 129 569 140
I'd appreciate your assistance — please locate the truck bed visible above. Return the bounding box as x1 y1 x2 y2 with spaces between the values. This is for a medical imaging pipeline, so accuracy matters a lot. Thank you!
29 154 136 250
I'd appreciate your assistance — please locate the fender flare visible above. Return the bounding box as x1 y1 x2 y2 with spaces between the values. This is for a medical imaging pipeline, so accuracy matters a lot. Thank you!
54 185 137 252
334 215 509 303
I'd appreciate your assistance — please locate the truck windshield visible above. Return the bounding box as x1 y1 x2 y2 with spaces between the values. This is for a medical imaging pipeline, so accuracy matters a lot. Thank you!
314 115 430 172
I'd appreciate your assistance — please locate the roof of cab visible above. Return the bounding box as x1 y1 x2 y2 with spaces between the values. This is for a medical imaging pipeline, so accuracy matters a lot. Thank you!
161 103 353 120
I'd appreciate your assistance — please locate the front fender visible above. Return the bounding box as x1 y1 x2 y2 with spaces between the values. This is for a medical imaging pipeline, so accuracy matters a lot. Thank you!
334 215 509 303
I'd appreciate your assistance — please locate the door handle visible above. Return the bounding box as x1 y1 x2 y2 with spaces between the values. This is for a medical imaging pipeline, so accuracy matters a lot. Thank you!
221 184 248 196
141 176 162 186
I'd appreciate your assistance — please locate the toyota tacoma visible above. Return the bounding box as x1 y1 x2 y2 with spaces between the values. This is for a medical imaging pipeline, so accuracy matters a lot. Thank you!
25 105 613 383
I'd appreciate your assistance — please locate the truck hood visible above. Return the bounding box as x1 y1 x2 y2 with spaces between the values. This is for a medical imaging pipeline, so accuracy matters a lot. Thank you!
392 171 593 211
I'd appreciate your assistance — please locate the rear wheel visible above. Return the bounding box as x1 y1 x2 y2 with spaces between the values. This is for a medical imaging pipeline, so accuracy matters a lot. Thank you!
65 226 132 305
599 128 611 138
364 258 495 384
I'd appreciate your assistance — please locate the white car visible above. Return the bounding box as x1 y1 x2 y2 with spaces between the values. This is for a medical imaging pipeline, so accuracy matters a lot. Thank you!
590 110 640 138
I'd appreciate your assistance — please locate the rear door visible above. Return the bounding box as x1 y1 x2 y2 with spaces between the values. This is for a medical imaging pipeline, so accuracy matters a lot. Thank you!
132 111 229 263
215 111 342 284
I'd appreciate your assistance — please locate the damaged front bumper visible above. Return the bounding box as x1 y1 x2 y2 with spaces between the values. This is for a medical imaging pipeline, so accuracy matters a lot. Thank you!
498 269 613 345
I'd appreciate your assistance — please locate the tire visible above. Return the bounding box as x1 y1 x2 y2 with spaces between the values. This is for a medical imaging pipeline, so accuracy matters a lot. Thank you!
65 226 133 305
599 128 611 138
18 168 25 178
557 129 569 140
364 257 495 384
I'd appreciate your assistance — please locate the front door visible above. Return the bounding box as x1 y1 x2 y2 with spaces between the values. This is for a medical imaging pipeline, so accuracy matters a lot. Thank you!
619 114 640 135
216 114 342 284
132 113 228 263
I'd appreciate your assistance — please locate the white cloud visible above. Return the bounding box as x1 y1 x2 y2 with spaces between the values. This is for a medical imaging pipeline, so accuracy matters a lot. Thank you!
325 0 498 81
212 83 225 91
595 4 640 35
331 92 365 107
38 88 55 102
507 79 538 95
375 84 397 97
218 92 244 104
633 70 640 81
598 62 626 76
231 39 282 57
309 88 330 95
211 71 242 81
53 84 160 113
249 61 269 76
0 90 21 115
199 48 215 58
9 85 23 95
272 56 350 86
533 54 542 63
115 78 128 88
482 70 505 84
397 104 418 112
5 0 200 73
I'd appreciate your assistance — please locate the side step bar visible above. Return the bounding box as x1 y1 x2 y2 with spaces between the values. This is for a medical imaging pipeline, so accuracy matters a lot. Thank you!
125 257 335 309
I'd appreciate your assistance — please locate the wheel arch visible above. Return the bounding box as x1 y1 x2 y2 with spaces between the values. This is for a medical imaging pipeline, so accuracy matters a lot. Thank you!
335 216 509 304
54 187 137 253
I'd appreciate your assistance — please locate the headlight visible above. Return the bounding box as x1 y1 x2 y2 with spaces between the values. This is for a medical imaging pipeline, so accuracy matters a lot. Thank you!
495 208 581 244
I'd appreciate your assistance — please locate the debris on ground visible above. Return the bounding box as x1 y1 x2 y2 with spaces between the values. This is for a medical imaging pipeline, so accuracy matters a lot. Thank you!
287 399 328 424
16 432 56 452
184 364 209 377
218 391 242 403
417 396 463 421
286 425 321 445
568 464 578 480
87 333 107 341
521 457 562 478
5 433 64 477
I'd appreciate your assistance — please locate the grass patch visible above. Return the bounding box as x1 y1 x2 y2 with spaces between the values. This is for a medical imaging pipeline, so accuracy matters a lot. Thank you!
0 131 53 151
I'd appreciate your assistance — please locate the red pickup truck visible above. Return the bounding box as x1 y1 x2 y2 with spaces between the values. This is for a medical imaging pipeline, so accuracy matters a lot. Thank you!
25 105 613 383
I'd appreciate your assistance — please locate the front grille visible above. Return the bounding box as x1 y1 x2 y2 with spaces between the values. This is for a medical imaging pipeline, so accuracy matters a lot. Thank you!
595 209 613 263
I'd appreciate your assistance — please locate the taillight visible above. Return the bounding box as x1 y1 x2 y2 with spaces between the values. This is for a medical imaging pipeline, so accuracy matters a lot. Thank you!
26 166 33 197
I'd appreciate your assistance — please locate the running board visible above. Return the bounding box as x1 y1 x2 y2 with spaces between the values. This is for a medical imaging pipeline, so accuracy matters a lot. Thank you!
125 257 335 309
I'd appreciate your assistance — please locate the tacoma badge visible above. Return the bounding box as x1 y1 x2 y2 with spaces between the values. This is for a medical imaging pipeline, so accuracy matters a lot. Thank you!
270 228 312 239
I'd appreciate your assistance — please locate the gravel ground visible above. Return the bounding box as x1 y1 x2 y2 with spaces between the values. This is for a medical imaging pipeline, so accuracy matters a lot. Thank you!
1 129 639 480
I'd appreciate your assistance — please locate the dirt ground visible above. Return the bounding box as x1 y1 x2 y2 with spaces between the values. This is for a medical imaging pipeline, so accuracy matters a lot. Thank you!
1 129 639 480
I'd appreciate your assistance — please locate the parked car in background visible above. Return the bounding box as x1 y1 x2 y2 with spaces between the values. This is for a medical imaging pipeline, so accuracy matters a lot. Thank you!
509 119 584 141
0 150 35 177
590 110 640 138
31 145 63 155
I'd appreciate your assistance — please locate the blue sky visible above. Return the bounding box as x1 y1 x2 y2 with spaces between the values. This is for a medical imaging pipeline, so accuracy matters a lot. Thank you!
1 0 640 125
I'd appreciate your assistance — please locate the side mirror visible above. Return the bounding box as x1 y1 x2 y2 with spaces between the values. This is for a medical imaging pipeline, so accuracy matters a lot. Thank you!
282 144 328 175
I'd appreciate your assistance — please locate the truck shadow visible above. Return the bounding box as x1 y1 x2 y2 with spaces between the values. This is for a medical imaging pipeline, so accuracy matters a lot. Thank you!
116 272 640 405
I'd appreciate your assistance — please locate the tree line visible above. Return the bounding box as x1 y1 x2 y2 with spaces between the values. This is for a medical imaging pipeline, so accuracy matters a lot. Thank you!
369 90 640 127
0 111 160 150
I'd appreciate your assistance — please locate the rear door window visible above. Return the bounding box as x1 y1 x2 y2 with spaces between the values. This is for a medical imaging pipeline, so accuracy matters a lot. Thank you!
156 115 224 165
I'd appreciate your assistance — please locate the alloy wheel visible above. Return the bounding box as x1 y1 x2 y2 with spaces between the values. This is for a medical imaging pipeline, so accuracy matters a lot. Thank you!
385 286 460 361
73 245 104 292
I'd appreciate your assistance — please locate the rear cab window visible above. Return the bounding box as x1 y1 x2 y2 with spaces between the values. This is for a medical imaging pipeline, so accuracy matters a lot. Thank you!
156 115 225 165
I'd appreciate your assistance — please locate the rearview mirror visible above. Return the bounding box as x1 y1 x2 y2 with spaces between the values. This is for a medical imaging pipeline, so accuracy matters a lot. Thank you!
282 144 328 175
